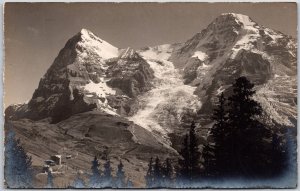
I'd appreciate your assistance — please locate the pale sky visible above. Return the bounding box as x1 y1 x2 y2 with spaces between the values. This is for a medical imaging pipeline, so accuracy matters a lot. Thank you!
4 2 297 106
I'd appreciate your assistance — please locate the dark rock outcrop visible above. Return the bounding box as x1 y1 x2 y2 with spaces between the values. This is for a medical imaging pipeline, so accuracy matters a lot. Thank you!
106 48 154 98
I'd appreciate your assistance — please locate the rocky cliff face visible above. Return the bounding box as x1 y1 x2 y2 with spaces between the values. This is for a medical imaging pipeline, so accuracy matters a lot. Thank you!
106 48 154 98
168 13 297 127
6 29 154 122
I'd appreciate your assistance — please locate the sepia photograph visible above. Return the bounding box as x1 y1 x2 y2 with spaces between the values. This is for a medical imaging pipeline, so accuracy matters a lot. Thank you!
3 2 297 189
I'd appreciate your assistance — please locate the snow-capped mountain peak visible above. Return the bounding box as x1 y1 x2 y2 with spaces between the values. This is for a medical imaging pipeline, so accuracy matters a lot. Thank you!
170 13 297 127
76 28 119 61
206 13 259 38
221 13 256 27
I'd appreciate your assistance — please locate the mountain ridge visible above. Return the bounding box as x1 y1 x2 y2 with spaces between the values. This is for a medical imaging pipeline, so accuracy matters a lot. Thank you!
6 12 297 141
4 13 297 186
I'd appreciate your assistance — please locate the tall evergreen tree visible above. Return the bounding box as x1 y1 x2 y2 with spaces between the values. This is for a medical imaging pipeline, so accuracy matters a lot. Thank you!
153 157 163 187
103 158 113 187
211 92 227 142
202 92 227 177
177 134 190 183
72 173 86 188
114 160 126 188
145 157 154 188
162 158 173 187
89 156 102 188
177 121 201 185
5 129 33 188
126 178 134 188
227 77 272 176
189 121 201 179
46 171 54 188
204 77 276 178
269 131 286 176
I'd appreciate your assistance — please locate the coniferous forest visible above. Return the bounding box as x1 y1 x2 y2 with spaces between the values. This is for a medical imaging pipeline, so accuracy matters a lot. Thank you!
4 77 296 188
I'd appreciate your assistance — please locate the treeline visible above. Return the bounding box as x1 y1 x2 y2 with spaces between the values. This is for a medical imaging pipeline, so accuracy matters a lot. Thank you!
5 129 33 188
81 156 133 188
143 76 292 188
46 156 134 188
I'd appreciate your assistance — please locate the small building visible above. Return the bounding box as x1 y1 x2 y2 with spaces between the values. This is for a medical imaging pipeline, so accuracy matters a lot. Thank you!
44 160 56 166
50 155 62 165
42 165 52 173
66 155 72 159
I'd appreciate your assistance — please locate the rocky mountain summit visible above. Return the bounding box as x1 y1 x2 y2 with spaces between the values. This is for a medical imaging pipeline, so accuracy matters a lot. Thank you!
168 13 296 127
5 13 297 186
6 29 154 122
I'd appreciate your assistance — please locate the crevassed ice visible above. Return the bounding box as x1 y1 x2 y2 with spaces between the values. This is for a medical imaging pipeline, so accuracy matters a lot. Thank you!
129 45 202 143
139 44 172 61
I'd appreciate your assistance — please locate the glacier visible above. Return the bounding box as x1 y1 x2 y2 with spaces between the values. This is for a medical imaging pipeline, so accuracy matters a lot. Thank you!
128 45 202 144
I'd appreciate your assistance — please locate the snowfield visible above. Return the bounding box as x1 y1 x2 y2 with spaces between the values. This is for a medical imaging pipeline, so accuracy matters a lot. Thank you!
82 79 118 116
192 51 209 61
83 78 116 97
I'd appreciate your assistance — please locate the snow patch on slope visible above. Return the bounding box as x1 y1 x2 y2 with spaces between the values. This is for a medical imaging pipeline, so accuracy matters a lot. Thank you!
192 51 209 61
82 79 118 115
264 28 284 41
230 16 260 59
84 78 116 97
216 86 225 95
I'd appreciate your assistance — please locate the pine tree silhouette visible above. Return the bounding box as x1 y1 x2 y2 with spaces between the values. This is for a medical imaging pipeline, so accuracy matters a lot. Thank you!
5 128 33 188
227 76 272 177
115 160 126 188
162 158 173 187
72 173 86 188
89 156 102 188
46 171 54 188
177 121 201 186
204 77 278 178
153 157 163 187
178 133 190 183
103 158 113 187
126 178 134 188
189 121 201 179
269 131 286 176
203 92 227 177
145 157 154 188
